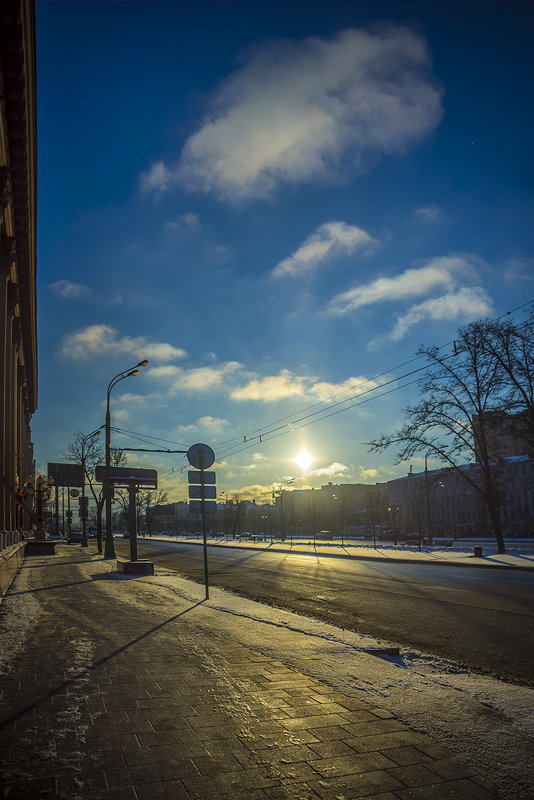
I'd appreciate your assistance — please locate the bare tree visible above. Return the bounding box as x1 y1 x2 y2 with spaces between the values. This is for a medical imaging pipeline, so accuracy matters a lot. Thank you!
140 489 169 535
367 322 508 553
65 434 125 554
474 308 534 451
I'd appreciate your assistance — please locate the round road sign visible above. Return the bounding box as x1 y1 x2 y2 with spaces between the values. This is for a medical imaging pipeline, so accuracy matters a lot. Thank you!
187 443 215 470
70 489 79 498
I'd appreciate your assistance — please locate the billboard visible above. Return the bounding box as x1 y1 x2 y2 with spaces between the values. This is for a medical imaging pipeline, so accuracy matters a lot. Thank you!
47 463 84 488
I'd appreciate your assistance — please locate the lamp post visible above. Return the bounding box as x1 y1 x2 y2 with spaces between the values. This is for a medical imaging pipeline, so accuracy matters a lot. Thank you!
33 475 54 539
80 428 102 548
104 360 149 558
424 446 448 547
274 478 295 542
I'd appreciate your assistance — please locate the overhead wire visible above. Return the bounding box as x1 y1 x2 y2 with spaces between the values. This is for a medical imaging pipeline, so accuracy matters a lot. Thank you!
108 299 534 475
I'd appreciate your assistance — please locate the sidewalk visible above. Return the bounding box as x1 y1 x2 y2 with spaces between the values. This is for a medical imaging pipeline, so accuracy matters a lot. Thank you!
0 546 510 799
144 534 534 570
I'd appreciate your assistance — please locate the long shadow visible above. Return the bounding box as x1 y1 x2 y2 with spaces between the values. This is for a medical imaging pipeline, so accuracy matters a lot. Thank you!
4 570 143 598
0 599 205 731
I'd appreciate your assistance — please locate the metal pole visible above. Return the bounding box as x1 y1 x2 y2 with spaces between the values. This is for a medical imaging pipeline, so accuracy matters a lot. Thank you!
81 440 88 547
200 454 209 600
104 393 115 558
128 486 138 562
425 453 432 546
55 485 59 536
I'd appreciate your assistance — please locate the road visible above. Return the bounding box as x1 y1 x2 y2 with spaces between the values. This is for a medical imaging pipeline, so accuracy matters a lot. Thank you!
115 538 534 685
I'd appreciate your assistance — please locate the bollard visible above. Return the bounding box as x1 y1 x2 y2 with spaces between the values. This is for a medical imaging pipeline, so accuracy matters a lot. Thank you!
473 545 483 557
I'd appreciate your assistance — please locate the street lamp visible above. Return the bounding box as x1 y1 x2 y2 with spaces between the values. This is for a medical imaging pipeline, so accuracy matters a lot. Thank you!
273 478 295 543
424 446 448 547
33 475 54 539
80 428 102 549
104 360 149 558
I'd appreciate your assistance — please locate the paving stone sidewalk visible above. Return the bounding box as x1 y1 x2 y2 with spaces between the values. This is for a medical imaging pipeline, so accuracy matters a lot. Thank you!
0 549 499 799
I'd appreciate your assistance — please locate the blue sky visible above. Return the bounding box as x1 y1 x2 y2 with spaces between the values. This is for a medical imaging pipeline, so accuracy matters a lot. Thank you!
33 0 534 501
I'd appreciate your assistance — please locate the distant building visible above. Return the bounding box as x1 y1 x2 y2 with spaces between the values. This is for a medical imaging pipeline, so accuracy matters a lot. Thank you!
387 456 534 538
0 0 38 532
472 411 534 461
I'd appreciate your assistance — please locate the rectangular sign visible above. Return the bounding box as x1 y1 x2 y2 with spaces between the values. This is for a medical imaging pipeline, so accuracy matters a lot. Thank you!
189 500 217 515
188 471 216 485
95 466 157 488
48 462 84 488
188 485 216 500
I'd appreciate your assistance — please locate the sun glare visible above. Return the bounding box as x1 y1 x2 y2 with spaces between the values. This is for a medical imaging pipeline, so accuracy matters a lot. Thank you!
294 449 314 471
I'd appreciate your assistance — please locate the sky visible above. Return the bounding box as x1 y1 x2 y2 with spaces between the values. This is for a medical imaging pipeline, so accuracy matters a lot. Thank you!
33 0 534 502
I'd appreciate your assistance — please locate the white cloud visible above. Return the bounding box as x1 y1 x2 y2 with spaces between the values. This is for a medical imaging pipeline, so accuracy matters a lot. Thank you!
231 370 307 402
140 160 173 193
369 286 494 349
143 25 443 201
328 255 481 314
164 212 201 232
310 462 350 478
149 361 243 394
272 221 376 278
60 324 187 362
48 280 90 298
198 415 227 429
177 423 198 433
412 204 445 224
386 286 494 342
231 369 379 403
181 212 201 230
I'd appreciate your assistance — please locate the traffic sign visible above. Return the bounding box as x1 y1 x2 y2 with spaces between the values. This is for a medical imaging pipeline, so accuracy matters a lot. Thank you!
188 470 216 485
187 443 215 470
189 485 216 500
189 500 217 515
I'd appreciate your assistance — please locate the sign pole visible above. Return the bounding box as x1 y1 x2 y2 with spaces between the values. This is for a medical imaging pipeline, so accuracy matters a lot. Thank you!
128 485 138 562
199 451 209 600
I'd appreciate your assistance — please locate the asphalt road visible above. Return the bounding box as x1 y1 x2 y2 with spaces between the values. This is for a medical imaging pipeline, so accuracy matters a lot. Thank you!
115 538 534 686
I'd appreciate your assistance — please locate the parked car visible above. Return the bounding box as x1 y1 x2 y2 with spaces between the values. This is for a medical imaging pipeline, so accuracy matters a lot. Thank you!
122 532 130 539
67 529 82 544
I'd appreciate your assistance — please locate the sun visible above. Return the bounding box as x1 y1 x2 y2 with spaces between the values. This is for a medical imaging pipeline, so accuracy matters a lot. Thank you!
294 449 314 471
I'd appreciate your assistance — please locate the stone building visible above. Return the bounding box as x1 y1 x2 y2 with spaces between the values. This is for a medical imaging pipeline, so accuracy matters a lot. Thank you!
387 456 534 539
0 0 37 532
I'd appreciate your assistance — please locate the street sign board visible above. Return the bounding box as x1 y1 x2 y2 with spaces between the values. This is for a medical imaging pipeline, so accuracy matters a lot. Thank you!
189 500 217 515
188 485 216 500
187 443 215 470
95 466 157 488
48 463 84 488
188 471 216 485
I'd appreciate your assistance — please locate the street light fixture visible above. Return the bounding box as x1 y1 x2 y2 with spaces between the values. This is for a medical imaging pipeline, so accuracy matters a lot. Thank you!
80 428 102 549
104 360 149 559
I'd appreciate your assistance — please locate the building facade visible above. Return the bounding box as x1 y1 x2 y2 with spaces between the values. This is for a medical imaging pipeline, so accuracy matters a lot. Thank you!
387 456 534 539
0 0 38 532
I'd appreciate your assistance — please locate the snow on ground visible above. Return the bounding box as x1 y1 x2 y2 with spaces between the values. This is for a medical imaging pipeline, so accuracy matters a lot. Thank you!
1 546 533 799
144 534 534 570
0 554 45 675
